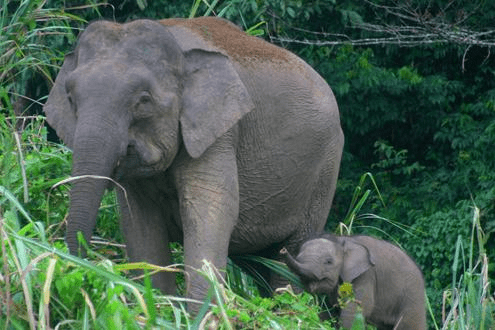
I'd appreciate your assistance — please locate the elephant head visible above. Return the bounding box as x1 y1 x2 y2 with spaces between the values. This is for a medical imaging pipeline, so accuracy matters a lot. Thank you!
44 19 254 255
282 235 375 295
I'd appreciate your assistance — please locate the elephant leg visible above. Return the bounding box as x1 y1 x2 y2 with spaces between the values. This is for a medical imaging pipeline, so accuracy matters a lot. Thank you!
117 180 177 295
341 275 375 328
393 306 426 330
340 301 365 329
172 134 239 311
281 141 343 292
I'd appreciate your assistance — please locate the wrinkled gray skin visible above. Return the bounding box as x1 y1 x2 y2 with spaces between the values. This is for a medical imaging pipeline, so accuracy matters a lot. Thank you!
43 17 343 308
283 234 426 329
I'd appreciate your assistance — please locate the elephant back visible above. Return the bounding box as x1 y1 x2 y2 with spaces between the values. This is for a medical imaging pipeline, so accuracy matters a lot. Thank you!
160 17 291 64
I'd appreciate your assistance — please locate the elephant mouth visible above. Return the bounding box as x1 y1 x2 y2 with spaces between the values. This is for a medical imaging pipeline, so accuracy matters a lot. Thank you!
113 145 161 180
304 278 336 294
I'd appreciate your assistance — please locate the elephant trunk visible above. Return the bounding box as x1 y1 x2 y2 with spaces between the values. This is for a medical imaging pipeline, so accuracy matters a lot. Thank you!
280 247 319 281
66 111 127 256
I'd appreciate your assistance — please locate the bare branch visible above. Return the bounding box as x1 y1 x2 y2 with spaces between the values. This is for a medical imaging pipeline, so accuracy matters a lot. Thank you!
270 32 495 48
270 0 495 48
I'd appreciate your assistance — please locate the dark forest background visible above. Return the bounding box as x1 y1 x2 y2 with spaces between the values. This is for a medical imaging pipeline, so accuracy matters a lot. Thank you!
1 1 494 328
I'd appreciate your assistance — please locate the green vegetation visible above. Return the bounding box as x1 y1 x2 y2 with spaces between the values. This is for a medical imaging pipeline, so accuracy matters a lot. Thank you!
1 0 494 328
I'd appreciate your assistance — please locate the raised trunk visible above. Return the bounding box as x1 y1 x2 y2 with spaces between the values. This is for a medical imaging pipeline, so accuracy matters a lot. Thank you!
282 248 320 281
66 111 127 256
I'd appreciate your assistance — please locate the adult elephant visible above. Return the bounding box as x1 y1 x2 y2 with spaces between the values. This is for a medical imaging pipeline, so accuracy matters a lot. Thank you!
44 17 344 306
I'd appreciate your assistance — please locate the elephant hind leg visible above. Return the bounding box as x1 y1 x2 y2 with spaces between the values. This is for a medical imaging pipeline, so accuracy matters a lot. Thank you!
305 141 343 235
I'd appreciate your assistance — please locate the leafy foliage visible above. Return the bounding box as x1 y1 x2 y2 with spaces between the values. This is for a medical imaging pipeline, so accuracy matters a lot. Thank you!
0 107 335 329
1 0 495 329
0 0 85 116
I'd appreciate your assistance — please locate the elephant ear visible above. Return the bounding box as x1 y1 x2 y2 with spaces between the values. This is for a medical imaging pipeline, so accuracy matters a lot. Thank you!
340 238 375 282
44 52 77 149
165 24 255 158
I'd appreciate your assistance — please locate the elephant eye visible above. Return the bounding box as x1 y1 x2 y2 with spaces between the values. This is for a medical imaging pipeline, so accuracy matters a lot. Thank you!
138 92 152 104
325 258 333 265
133 91 154 119
67 93 77 115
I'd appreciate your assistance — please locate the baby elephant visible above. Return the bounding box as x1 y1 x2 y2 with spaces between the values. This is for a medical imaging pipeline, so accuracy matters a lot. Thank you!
281 234 425 329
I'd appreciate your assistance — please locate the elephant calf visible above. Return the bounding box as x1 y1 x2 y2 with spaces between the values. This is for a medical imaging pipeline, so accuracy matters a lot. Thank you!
281 233 426 330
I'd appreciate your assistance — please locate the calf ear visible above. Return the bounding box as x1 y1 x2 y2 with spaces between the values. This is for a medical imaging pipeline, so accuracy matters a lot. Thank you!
340 239 374 282
43 52 77 149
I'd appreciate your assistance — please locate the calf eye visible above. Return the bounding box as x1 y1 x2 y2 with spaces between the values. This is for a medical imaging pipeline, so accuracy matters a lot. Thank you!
325 258 333 264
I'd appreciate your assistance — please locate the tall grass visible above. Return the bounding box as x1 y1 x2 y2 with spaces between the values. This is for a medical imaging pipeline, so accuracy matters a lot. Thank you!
0 115 196 328
0 3 329 326
324 172 494 329
1 1 493 329
440 206 494 329
0 118 331 327
0 0 86 106
0 117 334 328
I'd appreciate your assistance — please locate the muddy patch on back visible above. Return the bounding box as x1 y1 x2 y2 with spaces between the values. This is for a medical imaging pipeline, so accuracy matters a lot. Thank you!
161 17 290 63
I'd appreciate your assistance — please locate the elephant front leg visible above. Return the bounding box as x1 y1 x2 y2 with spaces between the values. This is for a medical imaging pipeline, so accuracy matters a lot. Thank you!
117 181 177 295
340 301 365 329
341 276 375 328
172 139 239 311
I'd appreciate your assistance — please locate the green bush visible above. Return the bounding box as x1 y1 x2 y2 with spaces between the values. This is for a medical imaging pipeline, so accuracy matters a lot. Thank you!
1 1 494 328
